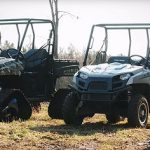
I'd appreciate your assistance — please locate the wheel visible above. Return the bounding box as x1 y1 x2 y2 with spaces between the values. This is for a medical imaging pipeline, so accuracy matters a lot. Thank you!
0 89 32 122
17 93 32 121
48 89 71 119
12 90 32 121
0 98 19 122
62 92 83 126
106 113 122 124
128 94 149 128
106 104 125 124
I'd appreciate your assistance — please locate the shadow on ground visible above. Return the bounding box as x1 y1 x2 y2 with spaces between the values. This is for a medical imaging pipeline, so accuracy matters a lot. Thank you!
30 120 145 136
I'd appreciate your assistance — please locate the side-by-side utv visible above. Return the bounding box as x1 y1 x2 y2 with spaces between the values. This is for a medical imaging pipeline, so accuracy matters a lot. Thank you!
63 23 150 128
0 18 79 121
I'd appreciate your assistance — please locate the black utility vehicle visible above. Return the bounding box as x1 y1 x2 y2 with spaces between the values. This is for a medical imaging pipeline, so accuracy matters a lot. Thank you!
0 18 79 121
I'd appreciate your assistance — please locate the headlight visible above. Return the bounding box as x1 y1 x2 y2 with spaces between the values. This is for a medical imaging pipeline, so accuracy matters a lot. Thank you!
120 73 131 80
79 72 88 79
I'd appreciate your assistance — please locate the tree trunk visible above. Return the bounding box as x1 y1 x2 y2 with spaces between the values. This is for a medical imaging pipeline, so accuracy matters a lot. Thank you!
54 0 58 58
49 0 58 58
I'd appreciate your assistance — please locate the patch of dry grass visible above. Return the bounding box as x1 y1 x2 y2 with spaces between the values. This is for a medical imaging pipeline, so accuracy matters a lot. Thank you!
0 103 149 150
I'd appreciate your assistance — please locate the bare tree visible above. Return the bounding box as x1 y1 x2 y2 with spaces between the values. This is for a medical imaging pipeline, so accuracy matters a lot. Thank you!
49 0 59 58
1 40 14 49
49 0 78 58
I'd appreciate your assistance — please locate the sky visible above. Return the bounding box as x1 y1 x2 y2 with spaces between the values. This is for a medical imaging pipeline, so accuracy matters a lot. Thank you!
0 0 150 55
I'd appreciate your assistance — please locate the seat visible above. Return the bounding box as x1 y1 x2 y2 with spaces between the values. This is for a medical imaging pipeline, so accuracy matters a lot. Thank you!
23 49 49 70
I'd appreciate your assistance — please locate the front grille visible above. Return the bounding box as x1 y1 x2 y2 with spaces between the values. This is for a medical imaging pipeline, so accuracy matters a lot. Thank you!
88 81 107 90
81 93 111 101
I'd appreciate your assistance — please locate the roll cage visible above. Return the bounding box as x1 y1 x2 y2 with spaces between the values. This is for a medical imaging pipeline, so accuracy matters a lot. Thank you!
83 23 150 67
0 18 55 57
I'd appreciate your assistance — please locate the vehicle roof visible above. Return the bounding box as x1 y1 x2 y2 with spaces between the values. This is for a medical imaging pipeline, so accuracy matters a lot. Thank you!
0 18 53 25
0 18 55 55
94 23 150 29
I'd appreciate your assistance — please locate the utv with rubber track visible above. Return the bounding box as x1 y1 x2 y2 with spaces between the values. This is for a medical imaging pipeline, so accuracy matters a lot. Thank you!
0 18 79 121
63 23 150 128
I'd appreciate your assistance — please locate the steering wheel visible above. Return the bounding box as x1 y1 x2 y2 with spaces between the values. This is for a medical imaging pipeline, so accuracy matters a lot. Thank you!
129 55 146 66
6 49 24 60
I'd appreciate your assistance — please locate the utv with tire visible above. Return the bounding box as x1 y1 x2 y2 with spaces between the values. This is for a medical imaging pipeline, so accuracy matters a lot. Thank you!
0 18 79 121
63 23 150 128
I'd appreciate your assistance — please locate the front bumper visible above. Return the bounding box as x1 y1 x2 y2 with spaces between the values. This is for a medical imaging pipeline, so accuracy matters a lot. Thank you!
69 83 129 102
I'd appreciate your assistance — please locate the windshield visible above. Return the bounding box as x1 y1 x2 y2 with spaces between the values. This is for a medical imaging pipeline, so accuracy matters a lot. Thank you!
84 24 150 65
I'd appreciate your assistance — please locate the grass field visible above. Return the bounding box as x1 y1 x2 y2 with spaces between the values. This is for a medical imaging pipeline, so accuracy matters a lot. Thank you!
0 103 150 150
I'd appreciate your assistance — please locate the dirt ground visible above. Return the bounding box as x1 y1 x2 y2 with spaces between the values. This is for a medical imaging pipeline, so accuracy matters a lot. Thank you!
0 103 149 150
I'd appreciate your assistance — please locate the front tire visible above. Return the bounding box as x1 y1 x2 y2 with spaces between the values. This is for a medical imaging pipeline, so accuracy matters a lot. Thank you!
62 92 83 126
106 113 122 124
128 94 149 128
48 89 71 119
106 105 124 124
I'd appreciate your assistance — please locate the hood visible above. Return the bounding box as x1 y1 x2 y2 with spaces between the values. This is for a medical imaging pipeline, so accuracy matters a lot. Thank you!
80 62 143 77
